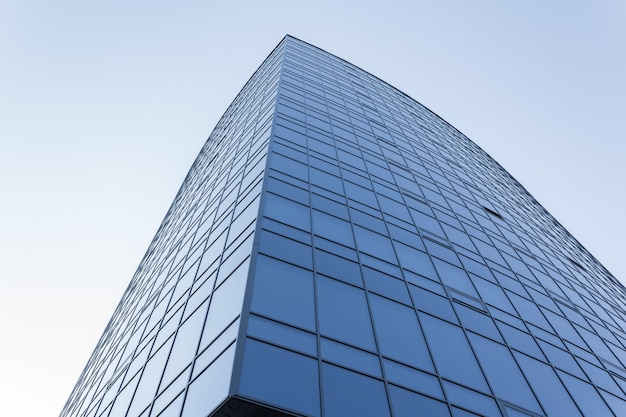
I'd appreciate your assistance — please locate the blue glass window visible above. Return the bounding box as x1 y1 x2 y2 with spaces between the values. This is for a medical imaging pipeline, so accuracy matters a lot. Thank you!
320 337 381 377
263 192 311 231
559 371 615 416
312 210 354 246
454 304 502 342
127 338 174 416
181 344 235 417
383 359 443 399
514 352 582 417
472 276 516 313
354 225 396 263
317 275 376 350
322 363 390 417
536 340 584 378
161 301 208 386
395 243 438 280
200 271 247 349
432 258 477 297
310 167 343 194
508 292 552 331
248 314 317 356
443 381 501 417
370 294 433 371
258 230 312 269
410 285 458 323
468 333 541 413
497 321 545 360
250 254 315 331
388 385 450 417
420 314 489 391
363 267 411 304
314 249 362 286
239 339 320 417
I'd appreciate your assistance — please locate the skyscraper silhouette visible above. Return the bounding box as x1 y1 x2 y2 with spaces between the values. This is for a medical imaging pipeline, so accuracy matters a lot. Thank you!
60 35 626 417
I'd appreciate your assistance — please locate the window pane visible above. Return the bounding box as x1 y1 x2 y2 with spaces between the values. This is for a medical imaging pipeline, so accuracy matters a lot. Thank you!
559 371 614 417
320 338 381 377
322 363 390 417
263 192 311 231
314 249 362 287
383 359 443 399
420 314 488 391
317 276 375 350
239 339 320 417
182 344 235 417
514 352 582 417
443 381 501 417
312 209 354 246
247 314 317 356
250 255 315 331
388 385 450 417
363 267 411 304
370 295 433 371
258 230 313 269
468 333 541 414
354 226 396 263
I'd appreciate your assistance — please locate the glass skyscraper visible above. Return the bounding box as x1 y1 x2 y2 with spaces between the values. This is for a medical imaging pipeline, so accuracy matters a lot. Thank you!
60 35 626 417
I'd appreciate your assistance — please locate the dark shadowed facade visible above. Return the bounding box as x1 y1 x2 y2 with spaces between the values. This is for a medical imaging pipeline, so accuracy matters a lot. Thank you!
60 36 626 417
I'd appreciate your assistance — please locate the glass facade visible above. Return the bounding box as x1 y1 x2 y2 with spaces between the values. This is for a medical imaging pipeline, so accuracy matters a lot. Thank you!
60 36 626 417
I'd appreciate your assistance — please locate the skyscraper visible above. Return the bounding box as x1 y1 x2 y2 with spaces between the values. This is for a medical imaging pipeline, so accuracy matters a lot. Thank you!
60 35 626 417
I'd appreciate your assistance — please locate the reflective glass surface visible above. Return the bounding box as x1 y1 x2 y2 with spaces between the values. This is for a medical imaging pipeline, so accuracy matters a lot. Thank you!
62 35 626 417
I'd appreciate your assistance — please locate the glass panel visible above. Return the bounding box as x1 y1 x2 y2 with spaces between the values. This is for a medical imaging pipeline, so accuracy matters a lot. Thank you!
258 230 313 269
127 338 174 416
370 295 433 371
247 314 317 356
443 381 502 417
394 243 438 280
250 254 315 331
383 359 443 400
263 192 311 231
322 363 390 417
514 352 582 417
200 271 247 349
432 258 477 297
239 339 320 417
312 209 354 246
314 249 362 287
409 285 458 323
420 314 488 392
108 373 139 417
181 344 235 417
599 390 626 416
354 226 396 263
508 293 552 331
468 333 541 414
363 267 411 304
558 371 614 417
388 385 450 417
317 275 376 350
497 321 544 360
320 337 381 377
192 320 239 380
472 276 516 313
154 392 183 417
454 304 502 342
162 300 210 387
536 340 584 378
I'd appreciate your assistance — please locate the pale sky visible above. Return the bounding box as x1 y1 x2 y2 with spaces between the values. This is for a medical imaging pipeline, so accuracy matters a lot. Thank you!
1 1 625 416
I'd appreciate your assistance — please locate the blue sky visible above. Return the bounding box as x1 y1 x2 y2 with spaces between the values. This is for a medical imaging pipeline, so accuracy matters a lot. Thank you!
1 1 625 416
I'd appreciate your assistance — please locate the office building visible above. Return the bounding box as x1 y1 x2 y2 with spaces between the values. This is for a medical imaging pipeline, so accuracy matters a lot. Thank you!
60 35 626 417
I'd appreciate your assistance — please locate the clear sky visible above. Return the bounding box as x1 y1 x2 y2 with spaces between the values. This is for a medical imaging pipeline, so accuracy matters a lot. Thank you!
1 1 624 416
